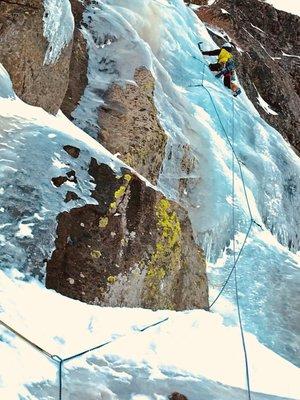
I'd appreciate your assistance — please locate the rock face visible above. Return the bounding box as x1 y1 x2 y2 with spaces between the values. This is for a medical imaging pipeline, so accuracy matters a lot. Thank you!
98 67 168 185
195 0 300 152
0 0 73 114
46 153 208 311
61 0 89 118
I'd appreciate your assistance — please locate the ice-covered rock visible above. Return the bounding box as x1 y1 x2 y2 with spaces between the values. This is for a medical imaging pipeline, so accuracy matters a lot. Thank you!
0 64 208 310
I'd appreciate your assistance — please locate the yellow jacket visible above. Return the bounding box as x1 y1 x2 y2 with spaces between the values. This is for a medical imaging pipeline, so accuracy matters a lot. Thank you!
218 48 233 65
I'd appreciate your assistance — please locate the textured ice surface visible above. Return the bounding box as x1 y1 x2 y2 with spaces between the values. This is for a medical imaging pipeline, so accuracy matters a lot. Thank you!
73 0 300 254
43 0 74 64
0 65 15 99
69 0 300 366
0 66 122 278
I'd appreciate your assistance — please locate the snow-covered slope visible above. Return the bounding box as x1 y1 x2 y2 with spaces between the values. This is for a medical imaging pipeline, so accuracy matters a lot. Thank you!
0 0 300 399
1 269 300 400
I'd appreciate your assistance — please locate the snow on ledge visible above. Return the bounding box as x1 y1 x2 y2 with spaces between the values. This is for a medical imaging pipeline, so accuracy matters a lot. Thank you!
255 86 278 115
282 51 300 59
43 0 75 65
189 4 201 11
1 270 300 399
250 23 265 33
221 8 230 14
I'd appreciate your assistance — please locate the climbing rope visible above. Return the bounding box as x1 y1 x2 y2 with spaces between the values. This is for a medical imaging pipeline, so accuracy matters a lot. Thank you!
0 317 169 399
0 320 54 360
232 99 252 400
189 52 253 398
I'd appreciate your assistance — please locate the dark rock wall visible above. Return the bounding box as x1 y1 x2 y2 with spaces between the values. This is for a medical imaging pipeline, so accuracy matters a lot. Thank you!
61 0 89 118
196 0 300 152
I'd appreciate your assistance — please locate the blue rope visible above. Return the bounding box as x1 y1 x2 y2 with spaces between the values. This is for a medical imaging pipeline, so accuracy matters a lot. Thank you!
189 54 253 398
232 99 252 400
0 317 169 399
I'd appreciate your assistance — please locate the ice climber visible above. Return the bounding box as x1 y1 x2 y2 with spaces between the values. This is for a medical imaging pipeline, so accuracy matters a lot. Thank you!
200 41 241 97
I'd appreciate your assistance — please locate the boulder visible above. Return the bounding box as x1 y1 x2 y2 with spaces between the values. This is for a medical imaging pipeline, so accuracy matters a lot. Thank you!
0 0 73 114
98 67 168 185
46 154 208 311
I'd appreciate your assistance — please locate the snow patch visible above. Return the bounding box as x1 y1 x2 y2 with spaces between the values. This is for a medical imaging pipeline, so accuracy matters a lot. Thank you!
189 4 201 11
256 88 278 115
15 223 34 239
282 51 300 59
221 8 230 14
250 23 265 33
0 271 300 399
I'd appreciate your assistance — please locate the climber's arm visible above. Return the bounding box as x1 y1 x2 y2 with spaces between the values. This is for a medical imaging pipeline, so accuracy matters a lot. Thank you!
201 49 221 56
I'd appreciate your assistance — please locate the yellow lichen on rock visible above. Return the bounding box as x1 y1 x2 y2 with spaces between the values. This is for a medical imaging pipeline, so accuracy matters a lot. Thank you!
114 185 127 199
113 173 132 201
143 198 182 308
156 199 181 248
90 250 101 259
107 275 117 284
99 217 109 228
124 174 132 182
109 201 117 211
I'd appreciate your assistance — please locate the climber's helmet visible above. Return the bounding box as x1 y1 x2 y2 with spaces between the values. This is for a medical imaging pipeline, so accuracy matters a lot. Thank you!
222 42 233 51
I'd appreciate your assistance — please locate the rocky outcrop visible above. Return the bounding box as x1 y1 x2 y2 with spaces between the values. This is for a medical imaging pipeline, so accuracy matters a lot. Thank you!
46 149 208 311
98 67 168 185
194 0 300 152
0 0 73 114
61 0 89 118
61 5 167 185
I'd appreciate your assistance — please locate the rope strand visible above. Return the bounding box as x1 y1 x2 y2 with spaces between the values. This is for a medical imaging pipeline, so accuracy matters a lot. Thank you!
194 59 253 399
